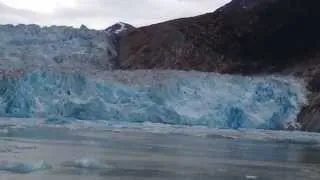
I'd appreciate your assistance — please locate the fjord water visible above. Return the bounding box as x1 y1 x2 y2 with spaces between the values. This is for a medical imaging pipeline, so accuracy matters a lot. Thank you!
0 25 319 179
1 120 320 180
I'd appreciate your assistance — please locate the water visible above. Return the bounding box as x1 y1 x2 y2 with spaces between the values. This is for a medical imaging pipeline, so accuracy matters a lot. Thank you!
1 120 320 180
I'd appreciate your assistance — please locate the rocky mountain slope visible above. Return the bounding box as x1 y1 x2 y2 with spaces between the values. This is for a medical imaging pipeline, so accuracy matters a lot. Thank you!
118 0 320 132
106 22 135 67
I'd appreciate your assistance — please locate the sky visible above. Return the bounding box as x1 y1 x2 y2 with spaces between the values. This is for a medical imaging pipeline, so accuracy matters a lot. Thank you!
0 0 230 29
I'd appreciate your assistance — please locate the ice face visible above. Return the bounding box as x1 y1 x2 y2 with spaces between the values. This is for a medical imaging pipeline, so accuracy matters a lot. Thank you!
0 70 307 130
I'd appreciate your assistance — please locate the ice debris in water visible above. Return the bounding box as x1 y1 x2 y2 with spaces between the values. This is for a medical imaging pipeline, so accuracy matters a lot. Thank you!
0 160 51 174
62 158 108 170
246 175 258 179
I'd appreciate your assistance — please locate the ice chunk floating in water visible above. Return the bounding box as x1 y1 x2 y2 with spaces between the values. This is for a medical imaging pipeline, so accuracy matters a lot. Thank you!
0 160 51 174
62 158 109 170
0 70 307 130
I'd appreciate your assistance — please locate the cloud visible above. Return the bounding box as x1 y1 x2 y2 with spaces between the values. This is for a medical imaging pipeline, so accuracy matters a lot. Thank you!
0 0 231 29
0 2 41 24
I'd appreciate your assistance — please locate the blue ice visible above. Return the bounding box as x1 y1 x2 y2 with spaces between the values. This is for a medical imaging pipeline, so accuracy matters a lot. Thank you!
0 70 307 130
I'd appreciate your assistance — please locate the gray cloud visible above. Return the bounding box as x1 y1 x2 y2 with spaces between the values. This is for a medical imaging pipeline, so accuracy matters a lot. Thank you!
0 2 42 24
0 0 230 29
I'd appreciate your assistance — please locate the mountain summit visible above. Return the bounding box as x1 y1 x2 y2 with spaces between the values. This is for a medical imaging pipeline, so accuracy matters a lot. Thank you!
106 22 135 35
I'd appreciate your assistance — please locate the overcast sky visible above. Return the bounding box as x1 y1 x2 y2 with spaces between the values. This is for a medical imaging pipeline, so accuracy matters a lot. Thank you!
0 0 230 29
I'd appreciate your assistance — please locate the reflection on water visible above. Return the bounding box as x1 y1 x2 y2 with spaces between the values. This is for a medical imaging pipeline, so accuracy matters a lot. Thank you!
298 146 320 164
0 125 320 180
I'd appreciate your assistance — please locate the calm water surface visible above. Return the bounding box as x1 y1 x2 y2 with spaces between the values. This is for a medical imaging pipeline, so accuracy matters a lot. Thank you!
0 121 320 180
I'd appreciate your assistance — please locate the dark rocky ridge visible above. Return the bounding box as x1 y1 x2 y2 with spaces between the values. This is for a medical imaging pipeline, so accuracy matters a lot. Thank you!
106 22 135 67
118 0 320 132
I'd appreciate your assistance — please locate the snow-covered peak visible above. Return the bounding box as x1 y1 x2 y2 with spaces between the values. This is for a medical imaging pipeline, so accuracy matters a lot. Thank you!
105 22 135 35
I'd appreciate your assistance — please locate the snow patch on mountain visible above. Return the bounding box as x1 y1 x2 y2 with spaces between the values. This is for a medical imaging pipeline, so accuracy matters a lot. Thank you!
105 22 135 35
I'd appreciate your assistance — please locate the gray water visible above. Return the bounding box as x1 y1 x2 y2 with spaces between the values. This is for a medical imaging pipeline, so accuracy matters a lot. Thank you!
0 120 320 180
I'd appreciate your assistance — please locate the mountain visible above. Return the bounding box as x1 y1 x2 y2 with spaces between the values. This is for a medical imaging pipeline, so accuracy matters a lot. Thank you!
118 0 320 132
105 22 135 67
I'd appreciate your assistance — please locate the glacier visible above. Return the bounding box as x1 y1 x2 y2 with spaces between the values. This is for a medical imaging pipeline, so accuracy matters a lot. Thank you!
0 24 308 130
0 69 307 130
0 24 117 70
